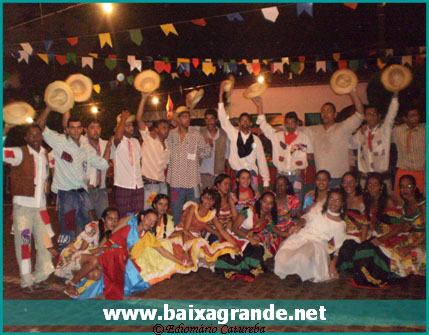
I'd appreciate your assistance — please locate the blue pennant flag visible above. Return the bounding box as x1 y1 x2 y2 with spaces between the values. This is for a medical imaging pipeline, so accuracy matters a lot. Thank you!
178 62 190 74
47 52 55 62
326 61 333 72
228 62 237 74
226 13 244 22
297 3 313 17
44 40 53 51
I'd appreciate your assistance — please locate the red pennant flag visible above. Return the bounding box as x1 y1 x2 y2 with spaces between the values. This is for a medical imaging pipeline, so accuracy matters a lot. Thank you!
4 150 15 158
66 37 78 46
154 61 164 73
415 54 425 65
344 3 358 10
164 63 172 73
191 19 207 26
108 54 117 59
192 58 199 68
184 71 190 77
298 56 306 62
55 55 67 65
369 49 377 56
338 60 348 69
252 63 261 75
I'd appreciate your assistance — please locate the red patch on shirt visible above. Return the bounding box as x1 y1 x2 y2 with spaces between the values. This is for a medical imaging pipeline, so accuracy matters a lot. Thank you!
21 244 31 259
4 150 15 158
40 210 50 225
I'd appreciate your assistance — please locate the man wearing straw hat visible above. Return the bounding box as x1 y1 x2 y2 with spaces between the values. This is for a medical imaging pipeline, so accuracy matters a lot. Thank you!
36 108 110 251
3 122 56 292
111 109 144 218
135 92 170 210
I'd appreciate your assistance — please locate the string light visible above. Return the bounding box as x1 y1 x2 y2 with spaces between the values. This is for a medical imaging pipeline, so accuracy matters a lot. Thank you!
257 76 265 83
102 3 113 13
152 97 159 105
91 106 98 114
26 117 33 123
116 73 125 81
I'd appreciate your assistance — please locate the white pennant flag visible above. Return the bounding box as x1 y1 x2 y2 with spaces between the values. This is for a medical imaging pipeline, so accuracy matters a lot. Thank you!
273 62 283 73
282 57 289 65
18 50 29 63
127 55 136 64
401 55 412 66
261 6 279 23
252 59 260 63
20 43 33 55
385 49 393 57
82 57 93 69
130 59 142 72
171 72 179 79
246 63 253 74
316 61 326 72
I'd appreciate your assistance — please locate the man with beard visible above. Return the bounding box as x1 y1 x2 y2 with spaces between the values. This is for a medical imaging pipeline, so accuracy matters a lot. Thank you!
218 80 270 191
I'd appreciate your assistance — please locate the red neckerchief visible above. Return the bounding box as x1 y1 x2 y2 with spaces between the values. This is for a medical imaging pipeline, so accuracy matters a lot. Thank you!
284 132 297 146
238 186 255 202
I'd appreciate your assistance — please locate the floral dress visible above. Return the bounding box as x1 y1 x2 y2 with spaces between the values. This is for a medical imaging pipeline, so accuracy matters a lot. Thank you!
230 188 255 212
55 221 99 280
276 194 301 235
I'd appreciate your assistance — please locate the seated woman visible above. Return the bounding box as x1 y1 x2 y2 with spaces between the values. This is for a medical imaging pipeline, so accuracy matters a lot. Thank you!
336 171 370 274
73 210 159 300
230 169 256 212
215 192 282 281
169 188 239 268
274 188 347 283
302 170 331 213
274 176 301 236
353 174 426 288
55 207 119 298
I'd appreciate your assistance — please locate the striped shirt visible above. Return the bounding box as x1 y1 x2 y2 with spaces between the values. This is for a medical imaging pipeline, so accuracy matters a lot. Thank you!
392 123 426 171
42 127 109 193
167 127 212 188
81 136 108 188
139 129 169 182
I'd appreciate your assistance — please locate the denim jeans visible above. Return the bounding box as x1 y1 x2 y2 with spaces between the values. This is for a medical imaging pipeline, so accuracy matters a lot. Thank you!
171 186 199 226
57 189 94 251
143 182 168 210
88 188 109 219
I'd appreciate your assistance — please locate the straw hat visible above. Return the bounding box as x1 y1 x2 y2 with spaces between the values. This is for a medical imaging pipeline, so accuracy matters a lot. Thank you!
224 75 235 104
44 81 75 114
186 89 204 109
133 70 160 93
243 82 268 99
330 69 358 95
3 102 36 125
176 106 190 116
116 114 136 124
380 64 412 92
269 114 284 126
65 74 93 102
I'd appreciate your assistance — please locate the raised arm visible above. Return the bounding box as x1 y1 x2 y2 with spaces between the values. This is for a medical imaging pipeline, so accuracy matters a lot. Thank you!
382 93 399 137
36 106 52 131
255 96 276 141
349 89 364 115
113 110 130 147
62 110 70 133
136 92 150 131
255 137 270 188
218 80 237 136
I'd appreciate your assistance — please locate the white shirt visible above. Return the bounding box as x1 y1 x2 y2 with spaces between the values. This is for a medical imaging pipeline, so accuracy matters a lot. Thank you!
306 112 363 179
3 144 48 208
139 129 169 182
81 136 108 188
218 102 270 187
257 114 313 173
351 97 398 173
111 137 143 189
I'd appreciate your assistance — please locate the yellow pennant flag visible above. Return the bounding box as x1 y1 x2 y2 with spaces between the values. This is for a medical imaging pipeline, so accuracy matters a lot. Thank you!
241 59 248 65
160 24 178 36
89 53 98 59
177 58 190 68
333 53 341 61
377 58 386 69
37 53 49 64
93 84 101 94
298 62 305 75
202 61 216 76
99 33 112 48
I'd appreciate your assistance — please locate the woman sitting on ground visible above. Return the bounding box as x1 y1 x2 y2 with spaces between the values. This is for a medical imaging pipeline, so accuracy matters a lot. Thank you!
302 170 331 213
274 176 301 236
336 171 370 274
56 207 119 298
274 188 347 282
230 169 256 212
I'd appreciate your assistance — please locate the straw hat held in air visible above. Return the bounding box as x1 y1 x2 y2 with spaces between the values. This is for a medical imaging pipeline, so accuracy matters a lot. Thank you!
44 81 75 114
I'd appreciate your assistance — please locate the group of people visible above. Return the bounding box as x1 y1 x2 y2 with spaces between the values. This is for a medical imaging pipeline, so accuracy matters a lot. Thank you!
3 79 425 298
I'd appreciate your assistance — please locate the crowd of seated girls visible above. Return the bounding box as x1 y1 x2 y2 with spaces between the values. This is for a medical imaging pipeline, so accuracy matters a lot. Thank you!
55 168 425 299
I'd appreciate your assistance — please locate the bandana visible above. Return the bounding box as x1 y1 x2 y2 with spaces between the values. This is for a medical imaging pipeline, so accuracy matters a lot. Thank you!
237 132 254 158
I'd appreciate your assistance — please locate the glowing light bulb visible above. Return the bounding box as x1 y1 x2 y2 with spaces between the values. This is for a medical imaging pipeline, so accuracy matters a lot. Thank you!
103 3 113 13
257 76 265 83
91 106 98 114
26 117 33 123
116 73 124 82
152 97 159 105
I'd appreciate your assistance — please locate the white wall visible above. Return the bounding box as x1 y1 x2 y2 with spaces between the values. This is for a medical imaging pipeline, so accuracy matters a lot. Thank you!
229 83 369 120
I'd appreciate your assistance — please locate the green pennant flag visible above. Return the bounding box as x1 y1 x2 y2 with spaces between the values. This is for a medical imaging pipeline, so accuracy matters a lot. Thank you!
349 59 359 71
290 62 301 74
105 58 117 70
66 53 77 64
4 72 11 83
162 57 169 63
126 75 134 85
129 29 143 46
